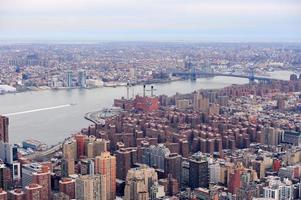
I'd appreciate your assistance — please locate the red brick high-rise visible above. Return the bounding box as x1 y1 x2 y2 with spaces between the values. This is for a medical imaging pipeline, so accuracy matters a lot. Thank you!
0 188 7 200
0 116 9 142
164 153 182 186
75 134 85 159
8 189 25 200
116 148 132 180
95 152 116 200
228 164 244 195
32 165 51 200
59 178 75 199
25 184 42 200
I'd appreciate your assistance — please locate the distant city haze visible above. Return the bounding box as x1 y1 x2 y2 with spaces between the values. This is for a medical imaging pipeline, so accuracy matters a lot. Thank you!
0 0 300 42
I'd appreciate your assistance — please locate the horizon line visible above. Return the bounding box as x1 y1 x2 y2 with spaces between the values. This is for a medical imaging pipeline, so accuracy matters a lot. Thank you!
1 39 301 45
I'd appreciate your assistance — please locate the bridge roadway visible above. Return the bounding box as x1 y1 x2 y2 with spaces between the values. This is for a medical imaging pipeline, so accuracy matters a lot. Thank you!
172 71 281 81
24 137 73 160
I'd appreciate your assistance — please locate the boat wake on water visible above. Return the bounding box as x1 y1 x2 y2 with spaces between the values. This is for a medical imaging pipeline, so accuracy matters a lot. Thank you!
3 104 73 116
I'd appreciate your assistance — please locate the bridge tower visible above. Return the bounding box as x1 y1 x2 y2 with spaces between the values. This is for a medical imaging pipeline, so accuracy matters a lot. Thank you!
184 56 196 81
190 64 197 81
248 66 255 83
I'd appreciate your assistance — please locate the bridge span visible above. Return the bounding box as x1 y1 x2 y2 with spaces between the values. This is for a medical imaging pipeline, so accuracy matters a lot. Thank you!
171 71 281 82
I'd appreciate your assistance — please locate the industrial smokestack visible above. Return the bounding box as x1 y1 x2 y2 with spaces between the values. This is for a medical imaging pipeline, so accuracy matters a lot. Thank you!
151 85 154 97
132 84 135 99
126 82 130 100
143 85 146 97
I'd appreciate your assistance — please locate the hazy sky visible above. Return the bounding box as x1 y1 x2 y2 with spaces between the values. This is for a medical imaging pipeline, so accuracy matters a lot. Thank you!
0 0 300 42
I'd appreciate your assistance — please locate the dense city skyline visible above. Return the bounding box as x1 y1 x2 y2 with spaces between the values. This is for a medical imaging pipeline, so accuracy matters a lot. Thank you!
0 1 301 199
1 0 301 42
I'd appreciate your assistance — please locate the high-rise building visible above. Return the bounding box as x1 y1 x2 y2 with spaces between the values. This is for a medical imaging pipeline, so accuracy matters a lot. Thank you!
277 98 286 111
263 177 294 200
124 165 158 200
66 71 73 88
95 152 116 200
59 178 75 199
209 162 221 184
164 153 182 186
0 141 20 175
228 168 242 194
52 192 70 200
158 174 179 196
78 159 95 175
25 183 43 200
62 140 77 160
251 160 265 179
22 163 41 189
61 159 75 177
142 144 170 171
149 182 165 200
78 70 87 88
0 163 11 190
192 91 199 110
8 189 25 200
189 156 209 189
32 165 51 200
116 148 132 180
94 139 109 156
0 188 7 200
75 134 85 159
62 140 77 177
0 116 9 143
198 96 210 113
75 174 106 200
176 99 190 109
263 126 282 146
86 142 94 159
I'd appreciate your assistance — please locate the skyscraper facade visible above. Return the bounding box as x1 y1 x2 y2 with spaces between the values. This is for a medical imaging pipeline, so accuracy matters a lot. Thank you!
75 174 106 200
0 116 9 143
164 153 182 186
189 157 209 189
124 165 158 200
59 178 75 199
25 184 43 200
78 70 87 88
32 165 51 200
95 152 116 200
66 71 73 88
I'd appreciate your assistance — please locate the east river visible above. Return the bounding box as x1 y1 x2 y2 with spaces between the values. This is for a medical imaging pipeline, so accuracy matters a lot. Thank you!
0 71 293 145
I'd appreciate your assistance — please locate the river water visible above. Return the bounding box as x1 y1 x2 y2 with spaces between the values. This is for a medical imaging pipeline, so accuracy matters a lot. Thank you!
0 71 293 145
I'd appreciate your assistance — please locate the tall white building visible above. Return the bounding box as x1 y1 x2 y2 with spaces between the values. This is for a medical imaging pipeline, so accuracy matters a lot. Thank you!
209 162 221 184
0 141 21 181
263 176 293 200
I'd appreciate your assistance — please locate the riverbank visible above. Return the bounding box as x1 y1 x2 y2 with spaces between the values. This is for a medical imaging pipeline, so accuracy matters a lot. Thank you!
1 70 295 96
1 70 294 145
0 77 182 96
